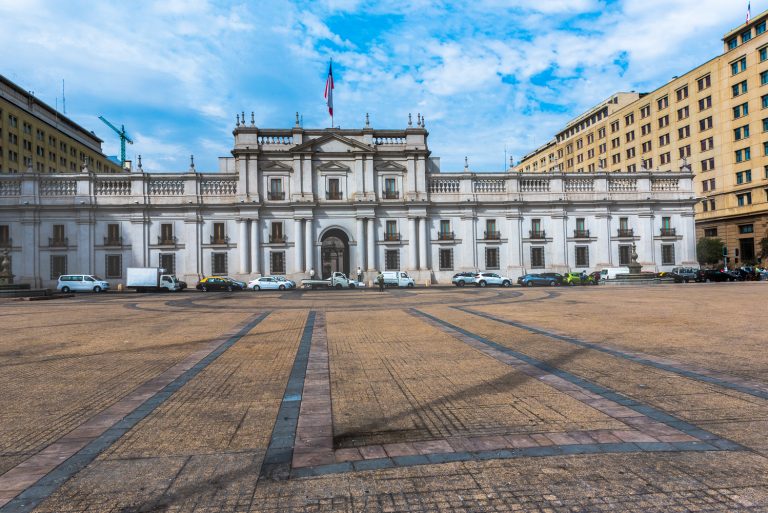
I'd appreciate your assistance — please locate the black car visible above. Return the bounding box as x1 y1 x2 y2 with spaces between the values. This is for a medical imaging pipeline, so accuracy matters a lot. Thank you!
702 269 735 282
539 272 565 285
196 276 247 291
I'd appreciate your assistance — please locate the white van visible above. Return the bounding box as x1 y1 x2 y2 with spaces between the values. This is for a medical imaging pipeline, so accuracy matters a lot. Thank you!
381 271 415 288
599 267 630 280
57 275 110 293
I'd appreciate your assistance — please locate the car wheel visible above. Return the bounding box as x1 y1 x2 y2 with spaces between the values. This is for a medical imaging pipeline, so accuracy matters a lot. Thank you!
349 283 356 289
201 286 208 292
226 285 233 292
458 281 465 287
684 279 689 283
549 281 555 286
502 280 511 287
279 284 286 290
568 281 575 286
61 286 70 293
93 286 101 293
252 285 260 291
479 281 487 287
335 283 342 289
407 283 414 288
526 281 534 287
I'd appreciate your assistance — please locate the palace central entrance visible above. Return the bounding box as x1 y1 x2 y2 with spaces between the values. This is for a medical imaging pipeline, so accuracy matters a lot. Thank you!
321 229 350 279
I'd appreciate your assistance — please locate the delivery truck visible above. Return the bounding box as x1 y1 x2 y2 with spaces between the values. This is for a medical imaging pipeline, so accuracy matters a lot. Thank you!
126 267 182 292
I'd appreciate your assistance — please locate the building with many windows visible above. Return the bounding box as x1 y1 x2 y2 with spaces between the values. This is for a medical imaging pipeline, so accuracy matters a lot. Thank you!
516 11 768 265
0 75 124 175
0 113 697 287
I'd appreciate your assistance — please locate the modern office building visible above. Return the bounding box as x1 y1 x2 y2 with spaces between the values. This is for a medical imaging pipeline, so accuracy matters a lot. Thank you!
0 75 124 175
0 113 697 287
516 11 768 265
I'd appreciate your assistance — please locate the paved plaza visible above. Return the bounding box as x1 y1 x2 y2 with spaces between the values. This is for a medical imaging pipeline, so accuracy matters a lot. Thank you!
1 284 768 512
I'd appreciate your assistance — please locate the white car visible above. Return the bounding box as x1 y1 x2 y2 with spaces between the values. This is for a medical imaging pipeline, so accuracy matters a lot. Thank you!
474 272 512 287
57 274 110 293
248 276 293 291
272 275 297 289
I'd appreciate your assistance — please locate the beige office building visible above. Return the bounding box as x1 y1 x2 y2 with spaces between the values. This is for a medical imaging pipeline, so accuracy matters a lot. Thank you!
517 11 768 265
0 75 123 175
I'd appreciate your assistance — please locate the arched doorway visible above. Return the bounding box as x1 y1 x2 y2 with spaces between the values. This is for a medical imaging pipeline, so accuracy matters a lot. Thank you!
321 228 350 279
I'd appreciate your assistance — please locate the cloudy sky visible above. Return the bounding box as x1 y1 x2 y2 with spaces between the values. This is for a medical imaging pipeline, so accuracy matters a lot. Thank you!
0 0 757 172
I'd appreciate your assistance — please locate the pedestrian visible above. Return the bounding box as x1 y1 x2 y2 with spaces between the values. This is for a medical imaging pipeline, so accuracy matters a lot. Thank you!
377 273 385 292
357 266 362 283
309 268 315 279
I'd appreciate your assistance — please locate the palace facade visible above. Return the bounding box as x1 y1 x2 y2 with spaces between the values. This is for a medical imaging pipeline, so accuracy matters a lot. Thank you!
0 114 697 287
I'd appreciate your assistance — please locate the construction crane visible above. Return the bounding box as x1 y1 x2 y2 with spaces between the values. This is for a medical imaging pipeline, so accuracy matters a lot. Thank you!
98 116 133 167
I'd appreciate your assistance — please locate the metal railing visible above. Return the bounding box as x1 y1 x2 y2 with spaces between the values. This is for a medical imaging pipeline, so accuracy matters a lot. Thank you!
325 191 343 200
484 231 501 240
573 229 590 238
529 230 546 239
268 191 285 200
210 235 230 245
269 234 287 243
438 231 455 240
384 232 401 241
660 227 676 236
103 236 123 246
617 228 634 238
157 236 177 245
0 238 12 248
383 190 400 199
49 237 68 247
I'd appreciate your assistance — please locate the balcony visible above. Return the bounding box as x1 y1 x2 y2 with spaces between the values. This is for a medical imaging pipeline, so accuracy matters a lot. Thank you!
157 236 177 246
268 191 285 201
325 191 343 200
210 235 230 245
529 230 546 239
0 238 11 248
660 227 676 237
484 231 501 240
384 232 401 241
617 228 634 238
269 234 287 244
103 236 123 246
573 229 590 239
383 190 400 200
438 231 455 241
49 237 68 247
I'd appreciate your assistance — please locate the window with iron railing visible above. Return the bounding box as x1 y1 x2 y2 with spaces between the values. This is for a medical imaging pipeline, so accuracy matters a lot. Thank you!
51 224 66 246
486 247 500 270
484 220 499 239
385 249 400 271
619 245 631 265
439 249 453 271
326 178 342 200
212 252 228 274
270 251 285 274
50 255 66 279
0 225 10 247
212 222 227 244
575 246 589 267
385 221 400 241
270 222 286 243
617 228 634 238
530 247 545 268
105 224 121 246
384 178 399 199
438 220 453 240
160 224 174 245
105 255 122 278
268 178 284 200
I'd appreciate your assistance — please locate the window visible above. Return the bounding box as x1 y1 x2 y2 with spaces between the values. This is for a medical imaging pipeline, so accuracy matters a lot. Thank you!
735 147 751 162
612 154 621 165
385 249 400 271
160 223 174 244
50 255 67 279
762 71 768 86
763 95 768 109
270 251 285 274
699 116 713 131
385 220 398 241
698 96 712 111
212 253 228 274
761 46 768 62
52 224 65 245
327 178 341 200
8 133 18 145
758 21 767 34
598 127 606 138
269 178 284 200
485 248 500 270
657 96 669 110
485 219 498 239
764 141 768 155
439 249 453 271
731 57 747 75
159 254 175 274
697 74 711 90
734 125 750 140
658 115 669 128
642 141 652 153
659 133 670 146
587 133 594 144
383 177 398 199
704 228 718 237
619 245 631 266
270 221 284 243
212 222 226 243
660 152 671 165
105 255 122 278
733 80 748 97
610 120 620 132
640 104 651 118
625 113 634 126
733 102 749 118
661 245 675 266
728 37 738 50
587 149 594 158
679 145 691 159
611 137 620 149
627 164 636 172
530 247 545 268
702 178 716 191
575 246 589 267
598 143 607 154
0 225 9 245
107 223 120 244
624 131 634 143
703 199 716 211
736 170 752 183
641 123 651 136
678 126 690 139
675 85 689 101
576 138 583 149
439 220 452 239
626 147 636 159
743 29 753 43
701 157 715 171
737 192 753 206
739 224 754 234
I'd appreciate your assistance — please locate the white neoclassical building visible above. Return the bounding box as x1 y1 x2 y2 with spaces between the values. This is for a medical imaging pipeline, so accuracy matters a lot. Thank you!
0 118 699 287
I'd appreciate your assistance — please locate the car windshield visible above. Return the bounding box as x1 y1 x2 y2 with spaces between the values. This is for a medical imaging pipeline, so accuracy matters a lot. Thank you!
91 276 104 281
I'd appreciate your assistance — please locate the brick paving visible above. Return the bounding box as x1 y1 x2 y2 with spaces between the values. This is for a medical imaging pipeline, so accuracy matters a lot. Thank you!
0 284 767 511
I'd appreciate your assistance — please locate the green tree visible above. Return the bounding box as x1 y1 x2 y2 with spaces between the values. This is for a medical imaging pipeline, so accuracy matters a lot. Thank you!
697 237 724 266
760 236 768 261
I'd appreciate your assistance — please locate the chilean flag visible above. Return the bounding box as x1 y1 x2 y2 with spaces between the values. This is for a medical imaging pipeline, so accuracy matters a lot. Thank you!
747 0 751 23
324 60 334 117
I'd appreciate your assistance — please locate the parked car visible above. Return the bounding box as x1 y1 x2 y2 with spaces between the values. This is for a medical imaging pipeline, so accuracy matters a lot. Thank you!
273 275 297 288
196 276 246 291
563 272 596 286
539 272 565 285
669 267 703 283
248 276 292 291
381 271 415 287
57 274 110 293
518 273 559 287
599 267 631 280
474 272 512 287
177 279 188 291
452 272 477 287
589 271 602 283
702 269 735 282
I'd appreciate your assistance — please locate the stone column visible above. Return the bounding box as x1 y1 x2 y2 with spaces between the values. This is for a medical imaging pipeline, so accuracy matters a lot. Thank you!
250 219 260 275
408 217 417 270
239 219 249 274
507 215 522 271
305 218 314 273
418 217 428 270
366 218 376 271
294 219 304 273
356 218 366 270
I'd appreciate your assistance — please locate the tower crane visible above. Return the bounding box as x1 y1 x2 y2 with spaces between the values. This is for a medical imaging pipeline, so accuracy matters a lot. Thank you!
98 116 133 167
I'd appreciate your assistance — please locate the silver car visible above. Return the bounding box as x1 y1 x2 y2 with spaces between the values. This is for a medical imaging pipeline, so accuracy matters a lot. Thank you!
248 276 292 291
474 272 512 287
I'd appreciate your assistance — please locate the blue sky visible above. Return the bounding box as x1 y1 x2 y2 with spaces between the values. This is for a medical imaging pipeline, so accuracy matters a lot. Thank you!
0 0 758 172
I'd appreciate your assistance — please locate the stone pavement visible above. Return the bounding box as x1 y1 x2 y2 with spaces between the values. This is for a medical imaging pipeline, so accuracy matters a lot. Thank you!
0 283 767 511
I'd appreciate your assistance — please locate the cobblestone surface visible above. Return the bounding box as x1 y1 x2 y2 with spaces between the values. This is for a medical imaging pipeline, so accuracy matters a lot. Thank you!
0 284 767 512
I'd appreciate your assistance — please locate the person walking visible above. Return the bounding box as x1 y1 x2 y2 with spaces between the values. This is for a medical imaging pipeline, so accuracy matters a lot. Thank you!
377 273 385 292
356 266 362 283
309 268 315 280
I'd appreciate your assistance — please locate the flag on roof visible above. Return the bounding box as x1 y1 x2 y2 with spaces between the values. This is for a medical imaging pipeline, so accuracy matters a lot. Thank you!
324 60 334 118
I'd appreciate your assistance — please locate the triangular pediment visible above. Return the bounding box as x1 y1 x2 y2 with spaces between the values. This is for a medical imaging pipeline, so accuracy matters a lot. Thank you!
317 161 351 172
291 133 374 154
375 160 407 173
260 160 293 171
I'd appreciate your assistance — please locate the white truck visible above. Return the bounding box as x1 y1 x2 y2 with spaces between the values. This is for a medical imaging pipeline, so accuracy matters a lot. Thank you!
380 271 415 288
126 267 182 292
301 272 360 289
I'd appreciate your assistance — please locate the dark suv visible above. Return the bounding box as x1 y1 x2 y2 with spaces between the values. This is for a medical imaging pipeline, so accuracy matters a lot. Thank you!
670 267 703 283
702 269 735 282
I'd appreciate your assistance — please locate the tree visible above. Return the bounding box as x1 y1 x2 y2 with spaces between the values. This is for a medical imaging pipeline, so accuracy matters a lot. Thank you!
760 236 768 261
697 237 724 266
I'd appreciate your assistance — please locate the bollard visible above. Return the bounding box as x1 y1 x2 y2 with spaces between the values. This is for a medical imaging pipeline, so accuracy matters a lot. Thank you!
117 283 124 292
